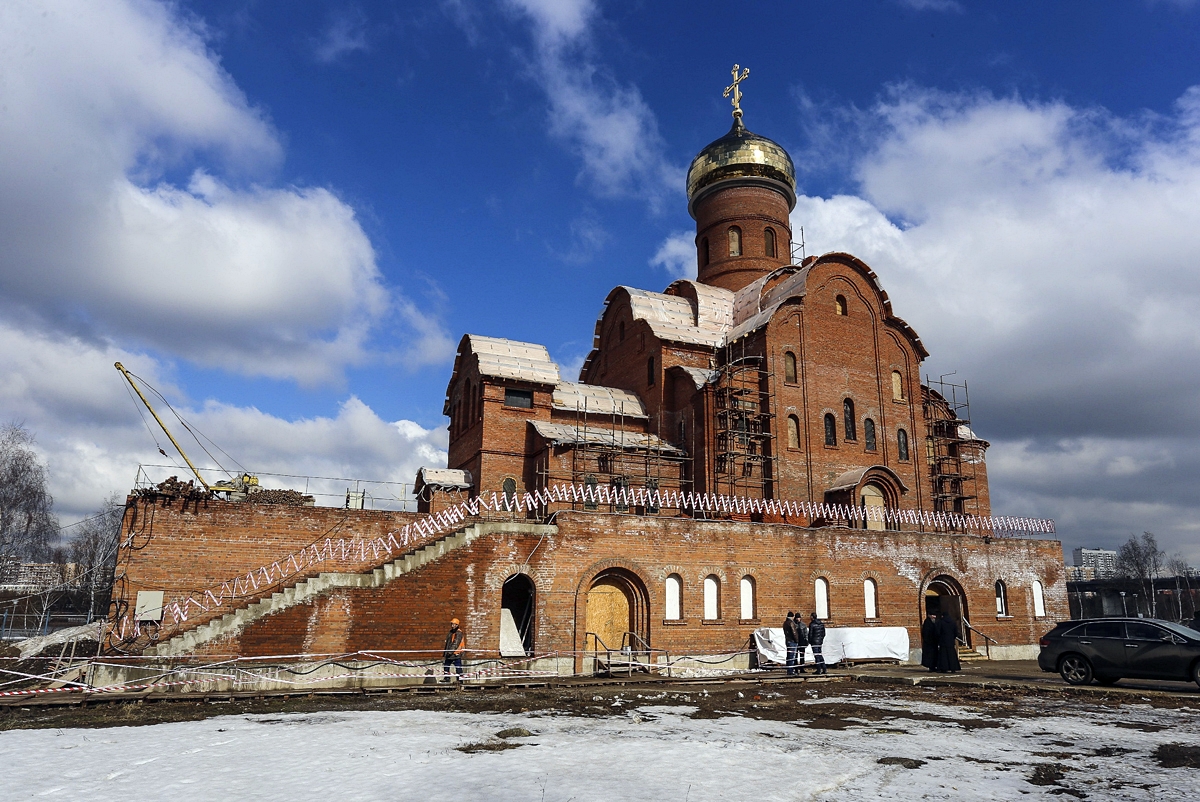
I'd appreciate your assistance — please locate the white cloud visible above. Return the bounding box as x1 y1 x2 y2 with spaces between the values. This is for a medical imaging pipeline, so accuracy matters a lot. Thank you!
0 322 446 521
649 231 697 279
504 0 681 205
313 10 369 63
792 85 1200 562
0 0 438 386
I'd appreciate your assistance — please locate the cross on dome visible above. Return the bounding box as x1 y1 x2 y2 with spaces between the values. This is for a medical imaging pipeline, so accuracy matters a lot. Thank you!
723 64 750 119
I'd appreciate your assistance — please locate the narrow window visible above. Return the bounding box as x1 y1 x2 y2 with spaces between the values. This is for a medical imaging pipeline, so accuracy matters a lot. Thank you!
647 356 655 386
611 476 629 513
897 428 910 461
864 418 877 451
677 419 686 444
835 295 847 316
815 577 830 620
584 474 598 511
740 576 756 620
646 478 659 514
892 370 905 401
665 574 682 620
787 415 800 449
995 580 1009 616
864 578 878 620
784 351 797 383
728 226 742 257
1032 580 1046 618
619 321 625 342
824 413 837 447
699 237 709 268
502 477 517 510
504 388 533 409
704 575 720 620
764 227 776 258
843 399 856 441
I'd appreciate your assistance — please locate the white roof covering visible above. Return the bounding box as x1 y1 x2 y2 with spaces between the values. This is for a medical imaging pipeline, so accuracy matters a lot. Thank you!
417 467 473 489
672 366 720 390
467 335 560 385
529 420 683 454
624 288 726 348
553 382 647 418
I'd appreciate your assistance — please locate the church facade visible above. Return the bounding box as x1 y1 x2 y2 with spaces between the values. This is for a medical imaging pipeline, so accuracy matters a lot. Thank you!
111 80 1066 670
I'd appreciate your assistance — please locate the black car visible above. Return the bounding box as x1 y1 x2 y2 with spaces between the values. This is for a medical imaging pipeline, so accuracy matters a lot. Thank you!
1038 617 1200 688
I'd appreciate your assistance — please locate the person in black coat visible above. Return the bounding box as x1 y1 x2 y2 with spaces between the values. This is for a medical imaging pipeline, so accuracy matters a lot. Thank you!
783 612 800 676
935 614 961 673
808 613 827 675
794 610 809 674
920 612 940 671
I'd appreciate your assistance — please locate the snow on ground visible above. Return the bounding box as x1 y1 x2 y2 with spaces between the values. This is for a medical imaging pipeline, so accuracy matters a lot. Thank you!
1 697 1196 800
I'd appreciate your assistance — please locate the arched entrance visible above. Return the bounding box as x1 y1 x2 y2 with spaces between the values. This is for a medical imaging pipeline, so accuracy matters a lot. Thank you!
860 483 886 531
925 575 971 647
500 574 535 657
584 568 649 652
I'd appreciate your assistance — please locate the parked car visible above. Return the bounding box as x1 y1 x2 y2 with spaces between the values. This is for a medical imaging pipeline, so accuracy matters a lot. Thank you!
1038 617 1200 688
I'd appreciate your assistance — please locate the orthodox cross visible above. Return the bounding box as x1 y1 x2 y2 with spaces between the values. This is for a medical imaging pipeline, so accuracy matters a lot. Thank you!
723 64 750 119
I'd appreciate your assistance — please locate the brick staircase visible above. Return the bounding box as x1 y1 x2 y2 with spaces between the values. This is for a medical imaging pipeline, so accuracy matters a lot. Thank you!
146 521 555 657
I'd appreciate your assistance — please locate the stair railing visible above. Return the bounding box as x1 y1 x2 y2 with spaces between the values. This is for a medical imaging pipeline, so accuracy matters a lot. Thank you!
962 617 997 659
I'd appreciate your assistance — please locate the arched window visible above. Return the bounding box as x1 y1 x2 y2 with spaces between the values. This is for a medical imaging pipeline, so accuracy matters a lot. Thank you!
995 580 1009 616
864 578 878 620
864 418 877 451
704 575 720 620
699 237 709 268
787 415 800 449
502 477 517 510
892 370 905 401
784 351 797 383
824 413 837 447
728 226 742 257
1031 580 1046 618
860 483 885 531
740 575 756 620
665 574 682 620
764 227 776 258
647 356 655 386
584 474 598 511
897 429 910 461
619 321 625 343
815 577 830 620
843 399 856 441
835 295 847 316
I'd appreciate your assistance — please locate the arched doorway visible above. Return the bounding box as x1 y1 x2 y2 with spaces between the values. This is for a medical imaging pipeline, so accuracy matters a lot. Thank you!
925 575 971 647
860 483 886 531
584 568 649 652
500 574 535 657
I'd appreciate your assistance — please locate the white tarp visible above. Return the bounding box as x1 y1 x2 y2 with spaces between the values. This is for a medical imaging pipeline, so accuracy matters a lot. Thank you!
754 626 909 666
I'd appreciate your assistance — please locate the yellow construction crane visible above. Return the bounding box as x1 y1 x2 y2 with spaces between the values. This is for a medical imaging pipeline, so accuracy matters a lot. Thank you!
115 362 257 497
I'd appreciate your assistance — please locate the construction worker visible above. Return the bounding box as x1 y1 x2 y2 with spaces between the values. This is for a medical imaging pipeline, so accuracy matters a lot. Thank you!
443 618 465 681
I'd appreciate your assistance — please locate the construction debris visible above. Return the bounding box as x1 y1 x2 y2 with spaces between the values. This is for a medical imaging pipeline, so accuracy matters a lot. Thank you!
136 476 208 500
245 489 315 507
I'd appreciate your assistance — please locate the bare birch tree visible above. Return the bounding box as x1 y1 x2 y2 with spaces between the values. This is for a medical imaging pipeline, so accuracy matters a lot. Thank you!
1116 531 1165 617
0 423 58 576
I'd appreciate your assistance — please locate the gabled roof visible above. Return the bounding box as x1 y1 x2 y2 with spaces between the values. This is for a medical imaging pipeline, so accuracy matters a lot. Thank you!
553 382 647 418
416 467 473 490
445 334 561 414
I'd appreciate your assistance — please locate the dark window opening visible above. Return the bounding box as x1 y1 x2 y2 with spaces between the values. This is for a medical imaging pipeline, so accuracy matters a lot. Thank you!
504 388 533 409
864 418 877 451
584 474 598 510
647 356 655 386
611 476 629 512
646 478 659 514
619 321 625 343
764 227 776 258
502 477 517 510
897 428 910 461
699 237 709 268
844 399 856 441
824 413 837 447
784 351 797 384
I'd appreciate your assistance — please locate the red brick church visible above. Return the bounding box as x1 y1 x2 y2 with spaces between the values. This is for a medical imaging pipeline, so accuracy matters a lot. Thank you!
111 77 1066 671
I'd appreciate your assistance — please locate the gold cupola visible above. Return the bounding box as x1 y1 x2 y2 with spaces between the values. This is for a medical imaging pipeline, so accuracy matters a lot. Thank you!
686 116 797 218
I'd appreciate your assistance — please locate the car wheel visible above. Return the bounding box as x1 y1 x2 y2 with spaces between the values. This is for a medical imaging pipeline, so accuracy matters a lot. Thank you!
1059 654 1094 686
1096 676 1119 686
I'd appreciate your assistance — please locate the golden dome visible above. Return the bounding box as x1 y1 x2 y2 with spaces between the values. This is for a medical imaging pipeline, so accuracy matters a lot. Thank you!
686 117 796 216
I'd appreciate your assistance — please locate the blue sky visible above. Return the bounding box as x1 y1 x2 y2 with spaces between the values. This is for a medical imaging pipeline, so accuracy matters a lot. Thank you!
3 0 1200 563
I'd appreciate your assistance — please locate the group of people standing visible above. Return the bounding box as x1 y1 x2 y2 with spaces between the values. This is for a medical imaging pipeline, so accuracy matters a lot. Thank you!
782 611 827 676
920 610 962 673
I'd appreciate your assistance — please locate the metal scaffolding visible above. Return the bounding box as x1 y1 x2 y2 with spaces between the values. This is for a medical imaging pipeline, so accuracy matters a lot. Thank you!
713 341 776 499
922 375 982 518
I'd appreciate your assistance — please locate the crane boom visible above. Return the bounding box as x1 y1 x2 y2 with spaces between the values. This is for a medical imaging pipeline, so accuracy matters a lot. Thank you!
114 361 211 491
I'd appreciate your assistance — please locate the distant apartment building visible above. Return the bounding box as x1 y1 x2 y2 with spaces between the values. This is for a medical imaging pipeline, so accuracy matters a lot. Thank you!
1072 548 1118 580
